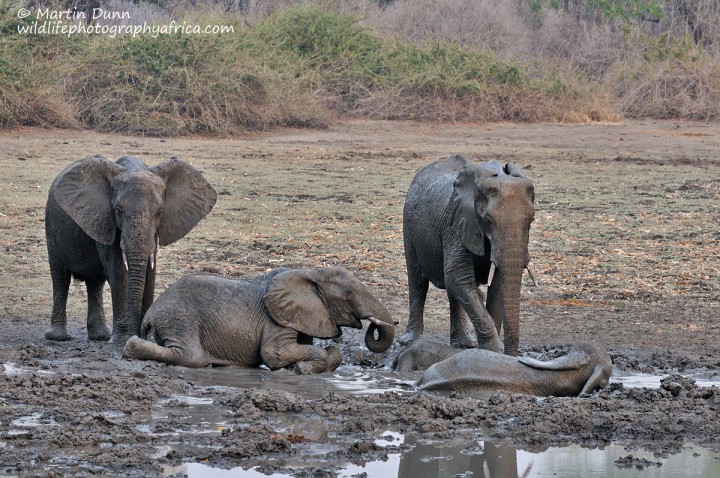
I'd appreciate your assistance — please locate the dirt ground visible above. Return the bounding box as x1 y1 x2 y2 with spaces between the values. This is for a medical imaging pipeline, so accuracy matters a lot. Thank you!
1 120 719 477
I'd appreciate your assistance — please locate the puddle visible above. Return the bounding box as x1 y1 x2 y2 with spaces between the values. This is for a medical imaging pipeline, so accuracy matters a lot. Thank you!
167 364 415 399
611 371 720 389
3 363 56 376
167 363 720 398
6 361 720 397
163 436 720 478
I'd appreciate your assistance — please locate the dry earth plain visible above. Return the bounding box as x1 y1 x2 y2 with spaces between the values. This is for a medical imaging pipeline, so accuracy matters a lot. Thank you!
0 120 719 476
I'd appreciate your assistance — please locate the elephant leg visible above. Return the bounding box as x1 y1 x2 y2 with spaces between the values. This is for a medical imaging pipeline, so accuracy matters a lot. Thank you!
142 261 156 318
122 336 231 367
105 255 129 344
448 295 478 349
46 266 72 341
446 278 502 353
85 276 111 341
400 266 429 345
291 345 342 374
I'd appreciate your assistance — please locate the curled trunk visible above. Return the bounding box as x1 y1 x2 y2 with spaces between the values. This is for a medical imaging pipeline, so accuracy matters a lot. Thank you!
363 304 396 353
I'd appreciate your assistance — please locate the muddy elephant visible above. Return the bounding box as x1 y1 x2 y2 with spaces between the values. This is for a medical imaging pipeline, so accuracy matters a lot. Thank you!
401 155 535 355
416 343 612 397
392 339 464 374
122 267 396 374
45 155 217 344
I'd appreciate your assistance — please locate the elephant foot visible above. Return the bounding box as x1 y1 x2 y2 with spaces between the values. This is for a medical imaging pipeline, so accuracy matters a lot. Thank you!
292 346 342 375
45 325 71 341
398 330 422 346
477 335 503 354
121 335 143 360
325 345 342 373
87 321 111 342
450 333 478 349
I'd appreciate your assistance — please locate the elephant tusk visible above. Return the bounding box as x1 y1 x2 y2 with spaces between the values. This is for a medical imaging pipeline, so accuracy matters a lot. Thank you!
122 251 129 271
526 264 539 287
151 236 159 270
487 262 496 286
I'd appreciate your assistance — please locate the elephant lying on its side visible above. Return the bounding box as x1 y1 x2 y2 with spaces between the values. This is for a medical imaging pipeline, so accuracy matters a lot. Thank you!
122 267 395 374
416 342 612 397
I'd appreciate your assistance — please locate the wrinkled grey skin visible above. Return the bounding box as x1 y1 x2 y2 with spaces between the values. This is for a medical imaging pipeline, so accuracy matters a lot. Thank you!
45 155 217 344
122 267 396 374
401 155 535 355
392 339 464 374
417 343 612 397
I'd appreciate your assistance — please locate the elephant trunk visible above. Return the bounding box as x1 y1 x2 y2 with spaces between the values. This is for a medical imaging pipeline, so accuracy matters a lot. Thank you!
363 302 395 353
125 254 149 339
486 260 524 356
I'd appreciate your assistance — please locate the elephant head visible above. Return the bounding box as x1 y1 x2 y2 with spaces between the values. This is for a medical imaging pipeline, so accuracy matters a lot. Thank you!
263 267 395 353
450 161 535 356
53 155 217 340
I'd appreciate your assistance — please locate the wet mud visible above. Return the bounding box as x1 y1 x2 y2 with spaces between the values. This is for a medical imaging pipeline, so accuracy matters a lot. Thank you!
1 121 719 476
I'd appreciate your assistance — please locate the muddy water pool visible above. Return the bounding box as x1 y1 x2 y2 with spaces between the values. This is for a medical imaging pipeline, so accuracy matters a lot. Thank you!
163 439 720 478
4 363 720 477
157 366 720 477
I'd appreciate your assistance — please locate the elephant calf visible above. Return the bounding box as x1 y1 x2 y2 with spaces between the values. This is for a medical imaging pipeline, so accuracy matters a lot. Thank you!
416 343 612 397
122 267 395 374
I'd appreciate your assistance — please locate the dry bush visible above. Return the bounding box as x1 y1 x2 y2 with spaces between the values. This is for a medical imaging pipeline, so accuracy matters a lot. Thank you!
354 81 619 124
610 53 720 119
361 0 532 57
529 11 625 80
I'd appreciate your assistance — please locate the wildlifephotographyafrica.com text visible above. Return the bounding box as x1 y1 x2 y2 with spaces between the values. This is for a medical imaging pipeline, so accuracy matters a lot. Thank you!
15 7 235 38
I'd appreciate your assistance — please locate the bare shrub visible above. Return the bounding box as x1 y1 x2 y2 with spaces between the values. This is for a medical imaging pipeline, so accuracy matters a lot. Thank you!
530 11 624 80
610 53 720 119
362 0 532 57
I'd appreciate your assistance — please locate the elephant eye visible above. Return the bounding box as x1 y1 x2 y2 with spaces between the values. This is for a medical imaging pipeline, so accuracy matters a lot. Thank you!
345 289 355 300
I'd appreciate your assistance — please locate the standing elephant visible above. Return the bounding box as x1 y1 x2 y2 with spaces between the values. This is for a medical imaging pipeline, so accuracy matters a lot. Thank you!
122 267 396 374
402 155 535 355
45 155 217 344
417 343 612 397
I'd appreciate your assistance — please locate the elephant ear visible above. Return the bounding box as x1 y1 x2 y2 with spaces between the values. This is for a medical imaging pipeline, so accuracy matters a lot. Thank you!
504 162 525 177
53 155 125 245
263 269 338 339
150 158 217 246
449 166 485 257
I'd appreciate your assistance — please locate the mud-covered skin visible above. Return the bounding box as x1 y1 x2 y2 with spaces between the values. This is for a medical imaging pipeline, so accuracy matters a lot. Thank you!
122 267 395 373
417 343 612 397
45 155 217 344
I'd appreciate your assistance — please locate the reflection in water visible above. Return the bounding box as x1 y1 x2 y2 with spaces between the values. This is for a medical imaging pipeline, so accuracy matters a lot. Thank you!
164 437 720 478
398 436 524 478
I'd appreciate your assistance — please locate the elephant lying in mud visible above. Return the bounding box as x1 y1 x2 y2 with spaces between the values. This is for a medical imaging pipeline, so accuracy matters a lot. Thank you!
123 267 395 374
45 155 216 344
414 342 612 397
